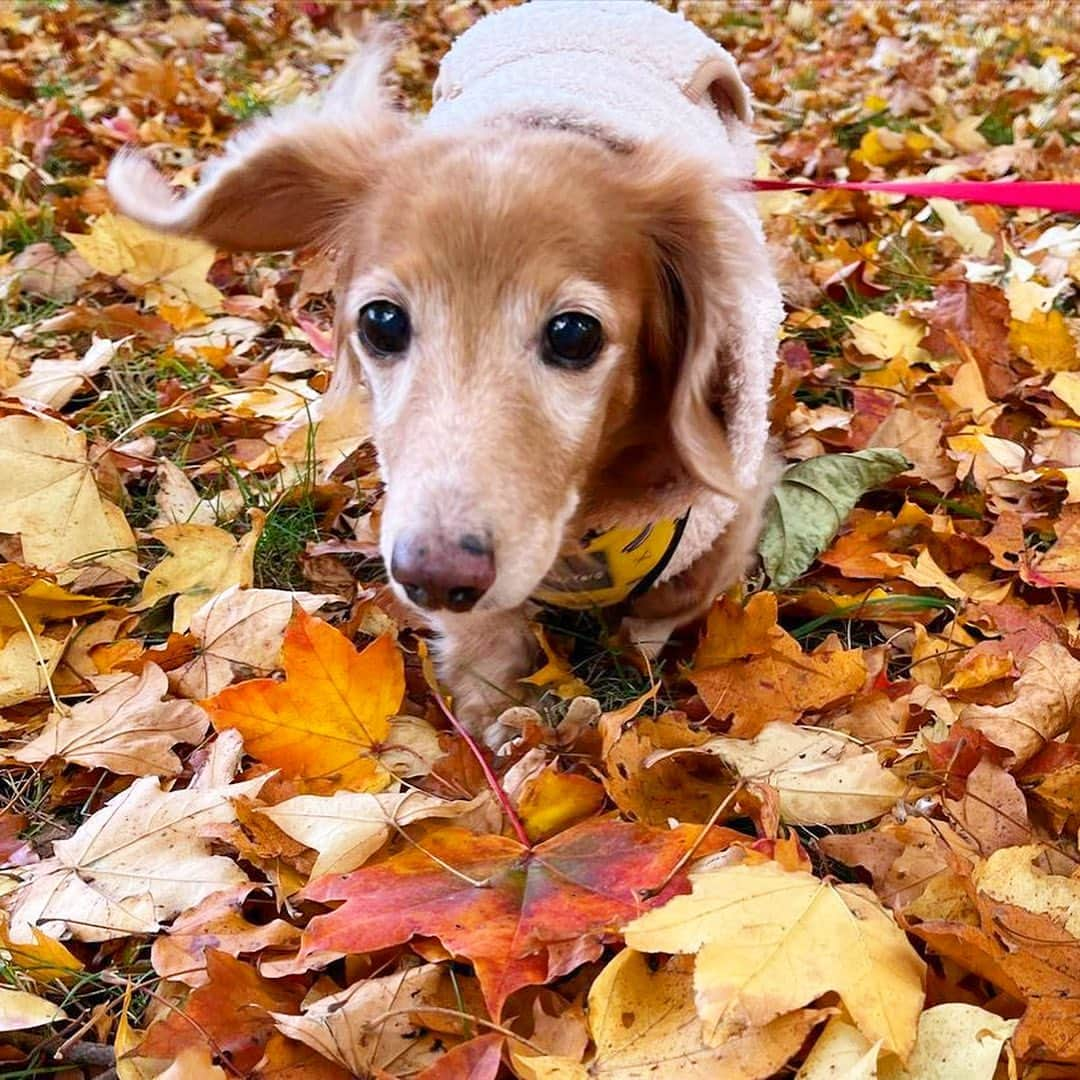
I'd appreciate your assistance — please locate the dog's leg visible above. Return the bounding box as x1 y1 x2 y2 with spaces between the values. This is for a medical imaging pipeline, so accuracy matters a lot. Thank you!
430 608 539 746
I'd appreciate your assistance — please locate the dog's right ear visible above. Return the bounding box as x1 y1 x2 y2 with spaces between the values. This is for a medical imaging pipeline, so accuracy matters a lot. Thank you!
107 40 406 252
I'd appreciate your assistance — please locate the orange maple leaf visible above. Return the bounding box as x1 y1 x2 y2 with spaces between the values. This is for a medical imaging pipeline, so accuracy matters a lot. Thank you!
202 609 404 791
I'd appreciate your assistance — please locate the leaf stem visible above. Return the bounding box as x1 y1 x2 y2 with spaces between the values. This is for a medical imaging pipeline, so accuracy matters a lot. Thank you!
430 691 531 849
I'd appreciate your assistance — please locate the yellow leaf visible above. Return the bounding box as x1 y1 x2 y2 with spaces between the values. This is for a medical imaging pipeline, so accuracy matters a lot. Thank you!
0 412 138 582
624 861 926 1058
0 579 116 632
517 767 606 842
202 609 406 792
0 986 66 1031
848 311 930 364
0 914 82 987
1050 370 1080 414
521 627 590 699
974 844 1080 938
1010 309 1079 372
928 198 994 257
0 630 64 708
878 1003 1017 1080
514 948 830 1079
134 512 264 633
65 213 223 311
796 1017 880 1079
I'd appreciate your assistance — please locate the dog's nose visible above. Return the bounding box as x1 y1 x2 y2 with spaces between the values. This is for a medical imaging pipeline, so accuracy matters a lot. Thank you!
390 532 495 613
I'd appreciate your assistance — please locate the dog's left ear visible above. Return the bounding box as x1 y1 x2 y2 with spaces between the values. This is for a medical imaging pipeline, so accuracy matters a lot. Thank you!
635 154 782 499
106 39 406 252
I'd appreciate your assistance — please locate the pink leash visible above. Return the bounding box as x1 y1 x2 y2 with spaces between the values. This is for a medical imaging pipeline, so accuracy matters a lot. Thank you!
751 178 1080 214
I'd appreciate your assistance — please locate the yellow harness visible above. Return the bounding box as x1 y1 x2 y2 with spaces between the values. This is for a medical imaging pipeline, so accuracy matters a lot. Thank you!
532 513 690 610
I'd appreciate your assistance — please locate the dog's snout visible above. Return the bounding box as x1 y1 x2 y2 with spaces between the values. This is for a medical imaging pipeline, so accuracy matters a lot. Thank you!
391 532 495 613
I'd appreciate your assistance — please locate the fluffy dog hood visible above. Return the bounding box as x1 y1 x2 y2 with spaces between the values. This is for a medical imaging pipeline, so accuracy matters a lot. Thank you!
425 0 780 501
425 0 757 178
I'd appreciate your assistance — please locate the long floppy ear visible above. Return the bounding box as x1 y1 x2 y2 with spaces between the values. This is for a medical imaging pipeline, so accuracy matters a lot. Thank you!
636 154 782 500
106 38 407 252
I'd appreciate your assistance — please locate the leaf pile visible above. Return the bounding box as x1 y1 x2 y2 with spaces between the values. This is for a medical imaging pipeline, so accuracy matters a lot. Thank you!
0 2 1079 1077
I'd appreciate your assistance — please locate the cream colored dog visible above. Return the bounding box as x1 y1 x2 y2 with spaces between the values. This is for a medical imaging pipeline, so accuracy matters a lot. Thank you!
108 2 783 741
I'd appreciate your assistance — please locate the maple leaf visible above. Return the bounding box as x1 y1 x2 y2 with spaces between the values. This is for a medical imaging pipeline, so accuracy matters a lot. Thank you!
0 630 65 708
260 788 492 878
270 963 446 1076
171 585 338 698
151 884 301 988
654 721 905 826
65 211 224 310
202 610 416 791
689 593 867 737
11 664 208 776
299 817 722 1019
515 948 831 1079
134 514 266 633
0 409 138 582
139 950 303 1073
3 774 264 941
959 641 1080 766
624 860 926 1058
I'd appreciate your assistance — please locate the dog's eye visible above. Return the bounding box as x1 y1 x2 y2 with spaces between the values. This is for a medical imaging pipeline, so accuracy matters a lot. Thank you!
543 312 603 370
358 300 411 357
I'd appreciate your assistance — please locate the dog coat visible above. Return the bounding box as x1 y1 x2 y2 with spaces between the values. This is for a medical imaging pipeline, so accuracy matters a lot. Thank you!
426 0 779 608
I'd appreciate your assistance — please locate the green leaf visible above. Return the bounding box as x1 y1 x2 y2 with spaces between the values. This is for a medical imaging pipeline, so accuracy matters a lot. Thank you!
759 449 909 587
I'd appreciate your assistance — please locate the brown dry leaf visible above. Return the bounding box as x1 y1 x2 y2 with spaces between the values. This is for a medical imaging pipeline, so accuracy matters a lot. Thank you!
270 963 446 1076
0 410 138 582
600 710 722 825
974 844 1080 938
150 885 301 987
944 758 1031 854
134 512 266 633
3 774 264 941
149 460 245 529
691 594 867 737
653 722 905 825
170 585 338 698
625 860 925 1057
11 664 207 776
959 641 1080 766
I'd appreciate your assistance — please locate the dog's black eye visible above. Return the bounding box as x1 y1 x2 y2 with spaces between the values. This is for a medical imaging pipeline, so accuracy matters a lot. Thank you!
543 312 603 370
358 300 411 357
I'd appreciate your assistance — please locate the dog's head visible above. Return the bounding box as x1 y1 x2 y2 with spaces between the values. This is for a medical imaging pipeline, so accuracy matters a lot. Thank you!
109 43 778 617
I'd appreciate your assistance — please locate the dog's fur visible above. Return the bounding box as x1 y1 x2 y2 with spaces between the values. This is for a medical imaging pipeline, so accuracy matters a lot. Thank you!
108 31 781 741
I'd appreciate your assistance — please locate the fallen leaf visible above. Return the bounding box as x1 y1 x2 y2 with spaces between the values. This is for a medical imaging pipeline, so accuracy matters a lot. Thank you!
11 664 208 776
151 885 301 987
299 818 724 1019
4 774 264 941
959 641 1080 765
517 767 606 842
66 212 223 310
416 1033 503 1080
260 788 491 878
795 1017 879 1079
134 513 265 633
848 311 931 363
690 594 867 737
624 860 926 1057
202 610 406 792
150 460 244 529
878 1002 1017 1080
974 844 1080 938
171 585 338 698
760 449 910 586
0 986 66 1031
0 410 138 581
517 948 829 1079
0 629 64 708
270 964 445 1076
1009 309 1079 372
8 335 124 409
140 950 303 1073
656 721 905 825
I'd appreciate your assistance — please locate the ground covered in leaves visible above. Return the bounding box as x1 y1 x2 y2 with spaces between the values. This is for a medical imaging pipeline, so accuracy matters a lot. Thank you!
1 1 1079 1077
